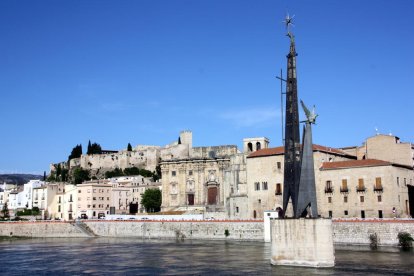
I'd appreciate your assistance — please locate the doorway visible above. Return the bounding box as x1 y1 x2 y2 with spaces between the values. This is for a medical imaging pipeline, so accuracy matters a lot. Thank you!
188 194 194 206
208 187 218 205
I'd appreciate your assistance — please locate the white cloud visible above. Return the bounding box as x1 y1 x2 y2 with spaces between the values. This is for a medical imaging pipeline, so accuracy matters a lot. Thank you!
219 107 280 128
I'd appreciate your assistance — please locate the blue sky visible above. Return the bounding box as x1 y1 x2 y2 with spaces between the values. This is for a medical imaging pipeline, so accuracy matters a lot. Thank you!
1 0 413 174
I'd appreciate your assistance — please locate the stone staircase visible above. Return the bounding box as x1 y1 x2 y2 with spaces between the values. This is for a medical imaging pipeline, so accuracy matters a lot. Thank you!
73 220 98 237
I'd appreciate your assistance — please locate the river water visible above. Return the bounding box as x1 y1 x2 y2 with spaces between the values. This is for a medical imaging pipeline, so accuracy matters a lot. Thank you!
0 238 413 275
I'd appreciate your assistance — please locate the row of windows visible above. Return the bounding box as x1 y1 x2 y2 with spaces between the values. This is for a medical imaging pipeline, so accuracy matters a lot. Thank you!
83 204 110 209
327 195 382 203
254 182 268 191
79 189 110 193
171 170 193 176
328 210 385 219
78 197 110 201
325 178 383 193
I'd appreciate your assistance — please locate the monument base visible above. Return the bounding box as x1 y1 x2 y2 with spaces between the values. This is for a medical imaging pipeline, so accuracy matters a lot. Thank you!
270 218 335 268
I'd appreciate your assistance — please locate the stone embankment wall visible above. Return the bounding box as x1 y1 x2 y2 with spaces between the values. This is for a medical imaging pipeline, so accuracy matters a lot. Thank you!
1 219 413 246
0 221 88 238
85 220 263 240
332 219 414 246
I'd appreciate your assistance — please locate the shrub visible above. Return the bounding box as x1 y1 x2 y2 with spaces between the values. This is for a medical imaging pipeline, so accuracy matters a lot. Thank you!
369 233 378 249
398 232 413 249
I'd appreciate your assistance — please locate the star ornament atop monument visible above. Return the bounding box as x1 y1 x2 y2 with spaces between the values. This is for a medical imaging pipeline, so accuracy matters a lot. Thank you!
283 13 295 41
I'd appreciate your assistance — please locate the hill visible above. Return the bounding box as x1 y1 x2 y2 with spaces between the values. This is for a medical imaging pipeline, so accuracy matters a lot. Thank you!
0 174 43 185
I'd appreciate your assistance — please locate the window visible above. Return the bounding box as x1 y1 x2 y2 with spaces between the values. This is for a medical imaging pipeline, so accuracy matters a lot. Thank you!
275 184 282 195
344 210 348 216
258 199 261 204
344 196 348 203
78 190 81 193
87 189 91 193
93 197 96 201
58 206 61 212
325 181 333 193
360 196 364 203
256 142 261 151
189 170 193 176
262 182 268 190
255 182 260 191
341 179 348 192
247 143 253 152
236 207 239 213
378 210 383 218
328 211 332 218
172 171 176 177
277 162 281 169
93 204 96 208
328 197 332 203
357 178 365 192
377 195 382 202
404 178 407 185
93 189 96 193
397 177 399 186
361 210 365 219
375 177 383 191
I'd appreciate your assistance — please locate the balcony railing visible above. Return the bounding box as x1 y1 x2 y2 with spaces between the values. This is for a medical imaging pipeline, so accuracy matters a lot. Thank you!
356 186 366 193
373 185 383 192
324 187 334 194
340 187 349 193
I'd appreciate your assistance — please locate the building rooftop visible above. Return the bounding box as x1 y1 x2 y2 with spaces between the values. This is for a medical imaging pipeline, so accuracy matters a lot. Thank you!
320 159 412 170
247 144 354 159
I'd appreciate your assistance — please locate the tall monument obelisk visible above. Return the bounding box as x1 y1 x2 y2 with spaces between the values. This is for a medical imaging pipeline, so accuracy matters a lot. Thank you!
282 14 301 217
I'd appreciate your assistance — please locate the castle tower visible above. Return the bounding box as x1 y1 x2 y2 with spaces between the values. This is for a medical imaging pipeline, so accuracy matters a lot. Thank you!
282 29 302 217
179 130 193 149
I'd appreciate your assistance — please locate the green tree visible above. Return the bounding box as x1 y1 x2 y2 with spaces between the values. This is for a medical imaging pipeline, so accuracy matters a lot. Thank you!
72 167 90 184
68 144 83 161
105 168 124 178
1 202 10 220
127 143 132 151
141 188 161 213
123 167 140 176
87 141 102 155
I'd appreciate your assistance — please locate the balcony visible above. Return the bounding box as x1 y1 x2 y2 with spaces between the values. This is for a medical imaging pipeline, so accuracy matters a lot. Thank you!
340 187 349 193
324 187 334 194
356 186 366 193
373 185 383 193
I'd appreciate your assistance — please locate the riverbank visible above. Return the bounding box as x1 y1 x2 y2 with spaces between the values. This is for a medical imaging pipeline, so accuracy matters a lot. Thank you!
1 219 413 246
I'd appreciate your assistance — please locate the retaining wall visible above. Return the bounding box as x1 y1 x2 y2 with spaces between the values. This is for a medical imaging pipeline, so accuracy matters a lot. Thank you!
1 219 413 246
332 219 414 246
0 221 88 238
85 220 263 240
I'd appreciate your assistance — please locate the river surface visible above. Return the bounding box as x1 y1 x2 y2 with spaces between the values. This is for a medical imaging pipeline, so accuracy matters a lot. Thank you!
0 238 413 275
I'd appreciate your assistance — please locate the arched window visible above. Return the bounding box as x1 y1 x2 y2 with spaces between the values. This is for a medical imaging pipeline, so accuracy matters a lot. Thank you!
276 183 282 195
247 142 253 152
256 142 261 151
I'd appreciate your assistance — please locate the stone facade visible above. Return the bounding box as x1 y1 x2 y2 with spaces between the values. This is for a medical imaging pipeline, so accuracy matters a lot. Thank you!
246 146 354 219
51 131 193 178
319 160 413 219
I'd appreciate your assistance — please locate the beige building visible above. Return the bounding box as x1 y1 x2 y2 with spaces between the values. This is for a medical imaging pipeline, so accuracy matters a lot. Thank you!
77 181 112 219
319 159 413 218
161 144 239 212
246 145 355 219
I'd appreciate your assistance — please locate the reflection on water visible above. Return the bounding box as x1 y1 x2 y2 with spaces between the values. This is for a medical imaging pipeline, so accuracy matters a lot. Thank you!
0 238 413 275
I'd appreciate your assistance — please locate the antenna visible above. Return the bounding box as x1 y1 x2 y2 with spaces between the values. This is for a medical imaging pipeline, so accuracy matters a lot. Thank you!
276 69 286 146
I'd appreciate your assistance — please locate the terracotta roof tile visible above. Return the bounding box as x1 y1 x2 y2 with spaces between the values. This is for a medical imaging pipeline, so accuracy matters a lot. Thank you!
320 159 391 170
247 144 353 158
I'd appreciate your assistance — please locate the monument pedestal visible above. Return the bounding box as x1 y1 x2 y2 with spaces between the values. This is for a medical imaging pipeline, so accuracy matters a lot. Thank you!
270 218 335 267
